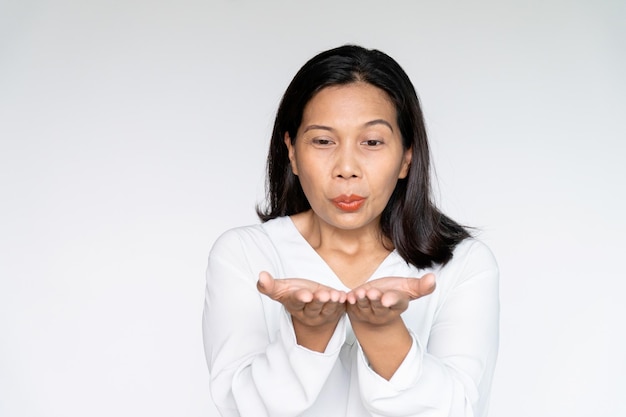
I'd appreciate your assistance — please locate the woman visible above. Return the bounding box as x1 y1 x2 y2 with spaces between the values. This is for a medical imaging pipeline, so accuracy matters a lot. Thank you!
203 45 499 417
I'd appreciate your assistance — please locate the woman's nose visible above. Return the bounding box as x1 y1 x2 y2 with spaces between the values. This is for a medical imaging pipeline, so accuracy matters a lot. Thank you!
332 145 361 179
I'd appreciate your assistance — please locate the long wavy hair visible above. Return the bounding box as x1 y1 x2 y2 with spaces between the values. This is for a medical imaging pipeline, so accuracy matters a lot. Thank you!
257 45 470 268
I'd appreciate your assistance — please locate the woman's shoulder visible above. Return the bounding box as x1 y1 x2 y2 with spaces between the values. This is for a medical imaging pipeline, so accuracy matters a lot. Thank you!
438 237 499 279
422 237 499 300
209 217 292 257
208 217 294 277
453 237 497 262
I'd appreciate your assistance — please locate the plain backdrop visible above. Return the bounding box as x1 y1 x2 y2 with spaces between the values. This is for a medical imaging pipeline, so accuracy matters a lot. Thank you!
1 0 625 416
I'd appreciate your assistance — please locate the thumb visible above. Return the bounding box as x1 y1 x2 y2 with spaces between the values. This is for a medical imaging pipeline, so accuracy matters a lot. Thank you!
408 273 436 298
257 271 275 295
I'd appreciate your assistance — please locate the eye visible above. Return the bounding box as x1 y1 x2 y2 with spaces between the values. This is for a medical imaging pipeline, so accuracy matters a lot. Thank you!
361 139 384 147
312 138 335 146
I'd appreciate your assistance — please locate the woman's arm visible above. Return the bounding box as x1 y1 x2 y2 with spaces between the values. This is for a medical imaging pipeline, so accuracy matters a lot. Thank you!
257 271 347 353
203 229 346 417
346 273 436 379
348 240 499 417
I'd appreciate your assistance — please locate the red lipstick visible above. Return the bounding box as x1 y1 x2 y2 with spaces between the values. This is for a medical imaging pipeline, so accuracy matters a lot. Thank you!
331 195 366 212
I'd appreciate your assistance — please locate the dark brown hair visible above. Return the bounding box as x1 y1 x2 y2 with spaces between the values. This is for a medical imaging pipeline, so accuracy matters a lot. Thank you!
257 45 470 268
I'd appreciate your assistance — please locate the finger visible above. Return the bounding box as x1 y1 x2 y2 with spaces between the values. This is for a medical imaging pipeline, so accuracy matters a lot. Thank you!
300 290 328 316
294 288 314 304
320 300 346 316
406 273 436 299
302 299 325 317
257 271 275 296
314 290 331 304
346 292 357 305
365 288 382 302
356 294 371 310
346 287 366 305
418 273 436 295
365 288 385 312
381 291 408 310
304 289 342 316
328 289 347 304
282 289 313 313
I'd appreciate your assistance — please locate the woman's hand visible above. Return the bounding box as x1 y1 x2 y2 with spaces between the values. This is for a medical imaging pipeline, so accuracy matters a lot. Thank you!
346 273 436 325
345 273 436 379
257 271 347 352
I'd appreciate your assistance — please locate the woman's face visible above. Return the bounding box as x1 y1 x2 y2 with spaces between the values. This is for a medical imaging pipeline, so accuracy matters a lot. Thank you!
285 82 411 233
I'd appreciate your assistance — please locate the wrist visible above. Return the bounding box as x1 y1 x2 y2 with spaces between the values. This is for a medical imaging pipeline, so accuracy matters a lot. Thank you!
291 314 342 352
349 318 413 380
349 317 412 355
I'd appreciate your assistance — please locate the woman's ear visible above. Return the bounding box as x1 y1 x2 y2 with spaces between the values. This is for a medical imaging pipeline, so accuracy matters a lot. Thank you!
284 133 298 176
398 147 412 179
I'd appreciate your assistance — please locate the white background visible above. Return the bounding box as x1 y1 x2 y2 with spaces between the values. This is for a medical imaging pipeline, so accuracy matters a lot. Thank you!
1 0 625 416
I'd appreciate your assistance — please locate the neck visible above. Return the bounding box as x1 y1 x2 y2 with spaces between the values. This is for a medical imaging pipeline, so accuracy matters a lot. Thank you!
292 210 391 256
291 210 394 288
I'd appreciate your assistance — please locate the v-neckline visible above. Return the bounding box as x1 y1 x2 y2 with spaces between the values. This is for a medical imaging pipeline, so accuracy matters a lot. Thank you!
283 216 400 290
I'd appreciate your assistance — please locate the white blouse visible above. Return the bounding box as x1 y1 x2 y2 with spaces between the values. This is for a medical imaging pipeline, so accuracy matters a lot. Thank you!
203 216 499 417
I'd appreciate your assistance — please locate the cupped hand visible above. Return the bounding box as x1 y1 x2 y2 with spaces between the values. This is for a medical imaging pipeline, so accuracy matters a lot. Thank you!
346 273 436 326
257 271 347 328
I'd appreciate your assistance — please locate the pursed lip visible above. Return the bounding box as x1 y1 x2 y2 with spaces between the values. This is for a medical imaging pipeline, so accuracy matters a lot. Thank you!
331 194 366 212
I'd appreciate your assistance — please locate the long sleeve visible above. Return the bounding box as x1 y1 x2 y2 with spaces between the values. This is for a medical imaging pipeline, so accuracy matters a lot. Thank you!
352 240 500 417
203 219 499 417
202 228 346 417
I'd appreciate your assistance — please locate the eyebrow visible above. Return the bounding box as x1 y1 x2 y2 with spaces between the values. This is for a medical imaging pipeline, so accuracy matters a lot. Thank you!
303 119 394 133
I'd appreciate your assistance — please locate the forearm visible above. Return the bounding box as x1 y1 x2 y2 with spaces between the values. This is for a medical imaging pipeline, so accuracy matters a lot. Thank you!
349 316 412 380
352 241 500 417
205 230 347 415
207 306 346 415
292 315 342 352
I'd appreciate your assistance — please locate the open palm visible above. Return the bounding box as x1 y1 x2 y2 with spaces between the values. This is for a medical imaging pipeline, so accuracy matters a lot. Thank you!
257 271 347 328
346 274 436 326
